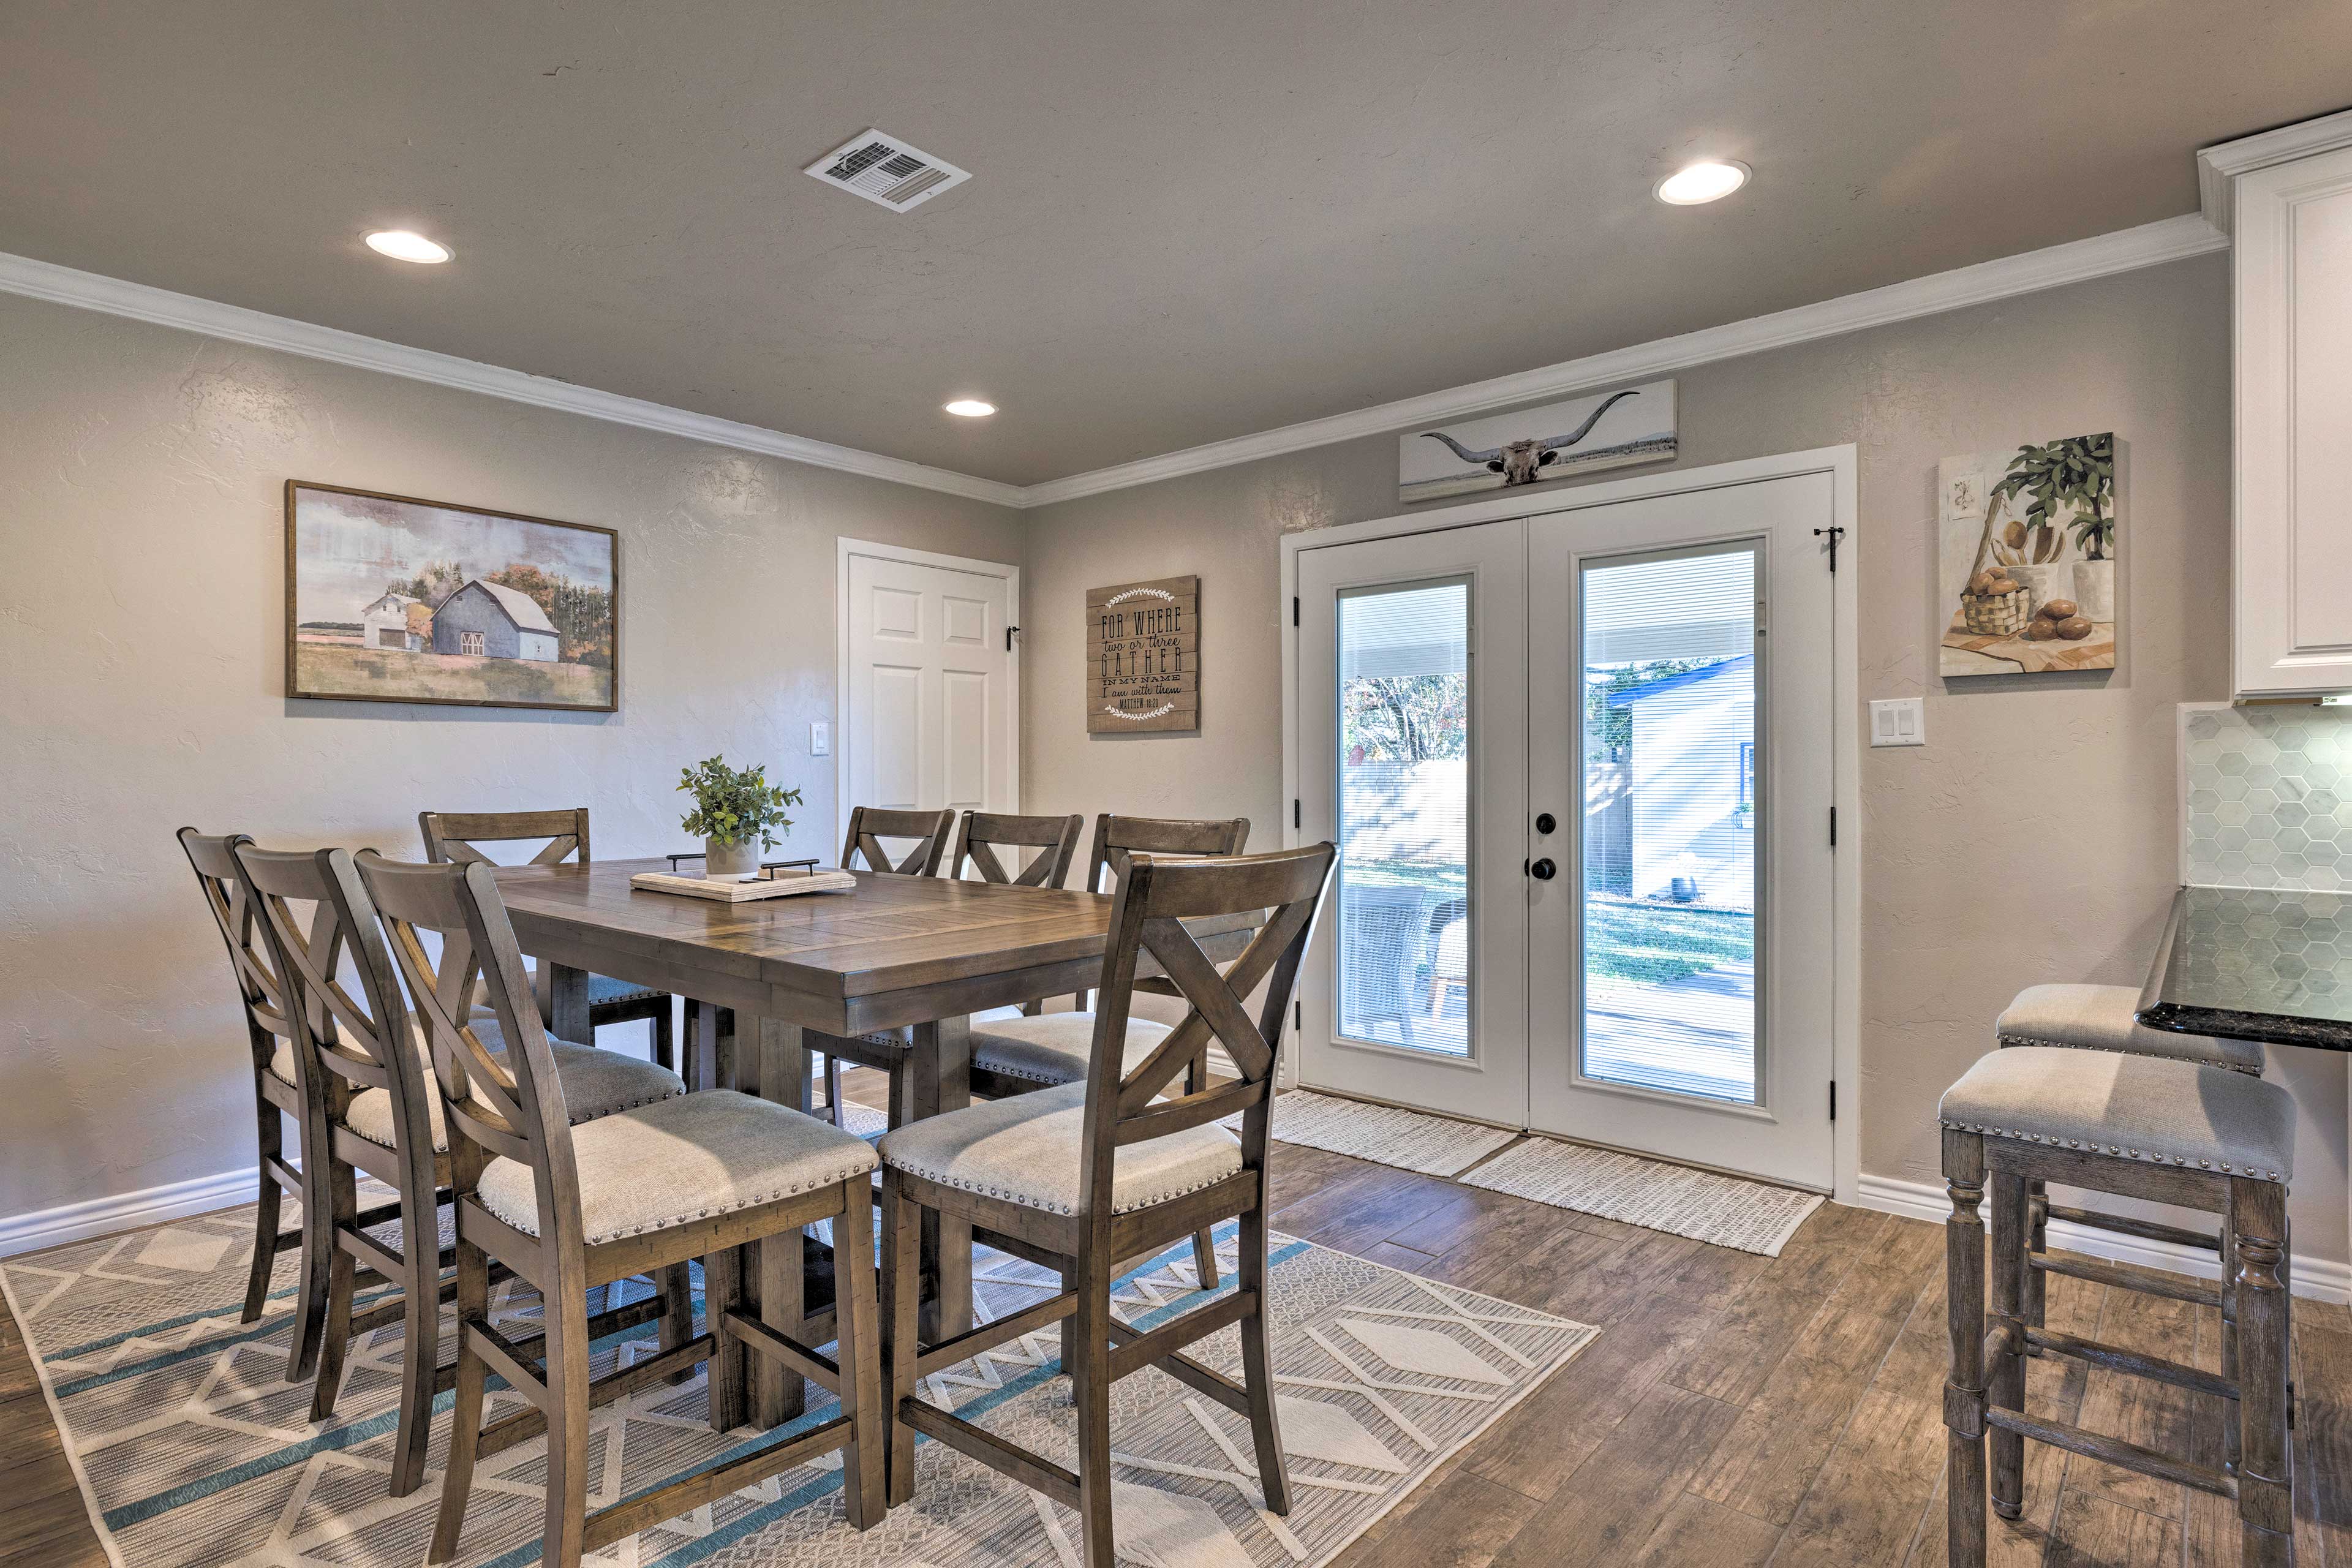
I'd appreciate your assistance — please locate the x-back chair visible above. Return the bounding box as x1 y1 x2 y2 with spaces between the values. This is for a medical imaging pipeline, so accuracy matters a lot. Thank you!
839 805 956 876
419 808 678 1071
233 842 688 1499
877 841 1335 1566
356 851 886 1568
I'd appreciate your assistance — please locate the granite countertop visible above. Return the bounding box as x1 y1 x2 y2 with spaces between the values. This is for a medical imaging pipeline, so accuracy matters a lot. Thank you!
2138 884 2352 1049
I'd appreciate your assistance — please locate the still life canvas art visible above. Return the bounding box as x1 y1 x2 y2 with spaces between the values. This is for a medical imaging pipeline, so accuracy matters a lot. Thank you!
1937 433 2117 677
285 481 619 710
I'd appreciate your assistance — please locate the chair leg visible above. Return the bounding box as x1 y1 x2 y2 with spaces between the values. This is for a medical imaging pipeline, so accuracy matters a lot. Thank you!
307 1165 360 1423
657 1262 696 1385
652 1005 676 1074
834 1177 887 1530
826 1055 845 1128
1943 1129 1988 1568
704 1243 748 1434
246 1117 285 1326
2022 1177 2048 1354
540 1287 594 1568
1237 1202 1291 1515
2222 1213 2243 1471
881 1170 922 1508
1988 1170 2027 1520
1071 1242 1117 1567
283 1163 328 1381
1187 1053 1220 1291
2233 1178 2293 1568
386 1187 441 1498
428 1238 492 1564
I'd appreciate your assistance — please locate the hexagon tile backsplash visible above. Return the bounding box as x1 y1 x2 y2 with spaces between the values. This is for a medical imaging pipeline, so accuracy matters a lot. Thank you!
2183 704 2352 891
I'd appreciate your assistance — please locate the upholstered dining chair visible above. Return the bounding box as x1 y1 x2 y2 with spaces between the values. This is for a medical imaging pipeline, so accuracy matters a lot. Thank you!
876 840 1335 1567
355 851 887 1568
418 809 678 1071
966 813 1251 1286
232 841 689 1498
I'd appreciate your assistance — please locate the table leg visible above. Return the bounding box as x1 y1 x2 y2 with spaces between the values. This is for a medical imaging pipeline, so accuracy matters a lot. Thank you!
546 962 592 1046
748 1017 809 1427
910 1015 974 1341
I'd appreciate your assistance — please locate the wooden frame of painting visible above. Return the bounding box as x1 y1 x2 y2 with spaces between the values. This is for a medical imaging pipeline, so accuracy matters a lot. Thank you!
284 480 620 712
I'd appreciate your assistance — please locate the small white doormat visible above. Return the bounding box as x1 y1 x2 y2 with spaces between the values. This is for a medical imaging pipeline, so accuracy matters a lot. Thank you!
1460 1136 1823 1257
1226 1090 1518 1177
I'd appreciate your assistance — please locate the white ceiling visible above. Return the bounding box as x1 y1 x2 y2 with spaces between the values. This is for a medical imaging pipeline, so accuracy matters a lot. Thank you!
4 2 2346 488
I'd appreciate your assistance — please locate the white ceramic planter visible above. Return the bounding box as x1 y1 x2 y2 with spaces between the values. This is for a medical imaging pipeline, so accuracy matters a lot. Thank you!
2072 559 2116 622
704 837 760 881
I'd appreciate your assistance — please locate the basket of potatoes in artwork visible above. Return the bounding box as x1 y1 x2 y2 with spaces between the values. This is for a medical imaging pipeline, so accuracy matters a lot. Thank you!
1959 567 2034 635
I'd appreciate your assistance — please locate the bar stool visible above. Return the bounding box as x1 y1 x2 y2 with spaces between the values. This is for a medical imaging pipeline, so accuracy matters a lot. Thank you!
1940 1046 2296 1566
1995 984 2267 1341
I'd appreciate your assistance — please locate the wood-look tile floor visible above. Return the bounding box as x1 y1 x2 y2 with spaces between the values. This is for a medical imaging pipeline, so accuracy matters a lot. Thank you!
6 1080 2350 1567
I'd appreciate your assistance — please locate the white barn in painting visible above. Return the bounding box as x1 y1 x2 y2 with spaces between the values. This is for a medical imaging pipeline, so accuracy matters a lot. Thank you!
1610 654 1755 905
358 590 423 652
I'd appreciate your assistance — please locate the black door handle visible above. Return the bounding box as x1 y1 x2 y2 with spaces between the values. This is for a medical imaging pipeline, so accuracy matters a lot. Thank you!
1529 858 1557 881
1534 812 1557 834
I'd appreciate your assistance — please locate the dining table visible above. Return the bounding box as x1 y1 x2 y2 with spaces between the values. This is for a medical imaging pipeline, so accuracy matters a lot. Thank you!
489 858 1257 1430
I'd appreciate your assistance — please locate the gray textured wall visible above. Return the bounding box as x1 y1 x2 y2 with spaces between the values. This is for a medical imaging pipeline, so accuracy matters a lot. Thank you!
1018 254 2352 1262
0 292 1025 1226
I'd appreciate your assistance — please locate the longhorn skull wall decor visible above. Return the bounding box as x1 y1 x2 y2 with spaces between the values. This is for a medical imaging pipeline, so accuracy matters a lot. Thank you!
1398 379 1677 503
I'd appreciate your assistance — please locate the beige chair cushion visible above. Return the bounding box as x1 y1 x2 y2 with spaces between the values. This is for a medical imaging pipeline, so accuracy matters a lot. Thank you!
1996 982 2263 1075
1940 1046 2294 1182
477 1090 879 1244
878 1080 1242 1216
344 1026 683 1153
970 1013 1176 1088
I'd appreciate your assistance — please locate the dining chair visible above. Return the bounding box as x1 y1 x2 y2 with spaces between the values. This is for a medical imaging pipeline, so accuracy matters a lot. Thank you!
967 814 1251 1286
356 851 887 1568
837 805 956 876
948 812 1085 1007
177 827 352 1382
876 841 1335 1566
233 842 690 1498
418 808 678 1071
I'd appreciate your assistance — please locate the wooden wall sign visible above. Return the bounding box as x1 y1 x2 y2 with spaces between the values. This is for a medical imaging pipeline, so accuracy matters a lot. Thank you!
1087 574 1199 734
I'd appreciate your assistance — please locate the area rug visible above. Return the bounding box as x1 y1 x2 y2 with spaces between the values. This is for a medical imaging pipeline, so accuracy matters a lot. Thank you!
1460 1136 1822 1256
1221 1090 1518 1178
2 1201 1596 1567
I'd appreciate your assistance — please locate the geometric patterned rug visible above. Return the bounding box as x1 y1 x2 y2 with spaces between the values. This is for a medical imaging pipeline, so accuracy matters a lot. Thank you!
2 1200 1596 1567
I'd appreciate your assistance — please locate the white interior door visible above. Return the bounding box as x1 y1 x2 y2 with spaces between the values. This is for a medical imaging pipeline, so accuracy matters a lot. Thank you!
842 543 1019 843
1295 521 1529 1127
1526 472 1838 1189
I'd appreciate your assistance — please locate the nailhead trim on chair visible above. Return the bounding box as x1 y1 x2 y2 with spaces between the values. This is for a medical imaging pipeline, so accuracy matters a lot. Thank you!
1938 1116 2287 1182
1994 1030 2260 1074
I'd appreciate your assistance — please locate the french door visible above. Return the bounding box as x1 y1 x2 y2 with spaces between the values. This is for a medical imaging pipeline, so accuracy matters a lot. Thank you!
1293 470 1839 1188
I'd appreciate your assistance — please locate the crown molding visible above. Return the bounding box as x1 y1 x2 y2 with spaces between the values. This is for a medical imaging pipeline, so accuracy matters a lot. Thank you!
2198 107 2352 236
0 249 1028 508
1020 213 2228 507
2 214 2228 514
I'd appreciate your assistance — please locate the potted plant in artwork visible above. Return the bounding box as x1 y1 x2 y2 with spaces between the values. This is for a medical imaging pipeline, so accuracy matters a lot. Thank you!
1992 434 2116 620
677 755 801 880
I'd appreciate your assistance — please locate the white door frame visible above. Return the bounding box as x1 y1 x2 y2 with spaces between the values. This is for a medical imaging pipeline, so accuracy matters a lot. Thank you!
1280 445 1861 1204
834 537 1023 850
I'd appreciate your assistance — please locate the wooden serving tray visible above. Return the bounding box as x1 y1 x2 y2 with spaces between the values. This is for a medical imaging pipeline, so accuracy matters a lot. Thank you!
627 868 858 902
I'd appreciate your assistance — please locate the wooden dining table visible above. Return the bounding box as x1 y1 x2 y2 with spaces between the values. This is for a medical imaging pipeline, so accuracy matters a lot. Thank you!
489 857 1257 1430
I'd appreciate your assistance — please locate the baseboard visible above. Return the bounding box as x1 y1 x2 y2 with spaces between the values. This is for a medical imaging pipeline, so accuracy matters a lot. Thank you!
0 1167 258 1259
1855 1172 2351 1306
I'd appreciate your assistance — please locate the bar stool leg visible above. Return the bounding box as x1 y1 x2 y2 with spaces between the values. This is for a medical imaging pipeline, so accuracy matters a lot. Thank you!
2222 1213 2242 1471
1988 1170 2029 1520
1943 1129 1989 1568
2233 1177 2293 1568
2023 1178 2049 1353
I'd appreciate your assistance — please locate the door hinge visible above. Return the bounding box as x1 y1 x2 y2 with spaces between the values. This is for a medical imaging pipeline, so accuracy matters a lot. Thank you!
1830 1080 1838 1121
1294 799 1302 830
1829 805 1838 848
1292 596 1300 627
1814 526 1846 573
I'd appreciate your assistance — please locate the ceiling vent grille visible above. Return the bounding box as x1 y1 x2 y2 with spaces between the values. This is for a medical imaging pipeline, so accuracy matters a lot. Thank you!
804 129 971 212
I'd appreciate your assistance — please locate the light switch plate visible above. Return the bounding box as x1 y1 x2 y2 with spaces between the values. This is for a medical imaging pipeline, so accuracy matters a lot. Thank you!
1869 698 1925 747
810 721 831 756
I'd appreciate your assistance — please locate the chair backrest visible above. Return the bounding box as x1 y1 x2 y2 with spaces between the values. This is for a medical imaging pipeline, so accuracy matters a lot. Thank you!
176 827 297 1079
1082 813 1250 894
418 807 592 867
949 811 1084 889
1076 842 1335 1227
232 843 434 1167
840 806 956 876
356 852 578 1242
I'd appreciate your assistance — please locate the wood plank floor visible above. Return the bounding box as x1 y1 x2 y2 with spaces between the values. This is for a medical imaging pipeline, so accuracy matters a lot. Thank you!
4 1074 2349 1566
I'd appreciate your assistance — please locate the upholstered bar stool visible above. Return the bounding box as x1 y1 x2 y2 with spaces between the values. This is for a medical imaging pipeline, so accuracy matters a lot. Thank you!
1995 984 2267 1343
1940 1046 2296 1567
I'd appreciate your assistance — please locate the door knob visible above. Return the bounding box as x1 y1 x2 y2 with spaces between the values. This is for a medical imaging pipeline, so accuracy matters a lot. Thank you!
1535 812 1557 834
1529 858 1557 881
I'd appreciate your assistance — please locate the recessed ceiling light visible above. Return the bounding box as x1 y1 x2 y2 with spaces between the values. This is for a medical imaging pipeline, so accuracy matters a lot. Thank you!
1654 160 1751 206
944 399 997 418
364 230 452 263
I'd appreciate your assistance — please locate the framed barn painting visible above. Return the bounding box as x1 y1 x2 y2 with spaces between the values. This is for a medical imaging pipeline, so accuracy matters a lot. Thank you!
284 481 619 711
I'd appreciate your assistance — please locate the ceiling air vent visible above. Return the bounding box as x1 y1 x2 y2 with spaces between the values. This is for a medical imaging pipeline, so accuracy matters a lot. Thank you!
804 129 971 213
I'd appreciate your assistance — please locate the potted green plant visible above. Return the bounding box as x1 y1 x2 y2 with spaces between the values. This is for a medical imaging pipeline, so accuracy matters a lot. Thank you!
1991 434 2115 621
677 756 801 880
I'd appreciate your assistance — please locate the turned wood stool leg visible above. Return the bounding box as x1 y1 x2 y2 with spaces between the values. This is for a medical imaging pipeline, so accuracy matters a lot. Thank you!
2234 1177 2293 1568
1944 1128 1989 1568
1988 1168 2029 1520
2022 1177 2048 1354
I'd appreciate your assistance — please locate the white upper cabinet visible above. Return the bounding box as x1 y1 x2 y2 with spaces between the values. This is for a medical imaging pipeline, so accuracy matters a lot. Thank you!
2204 112 2352 699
